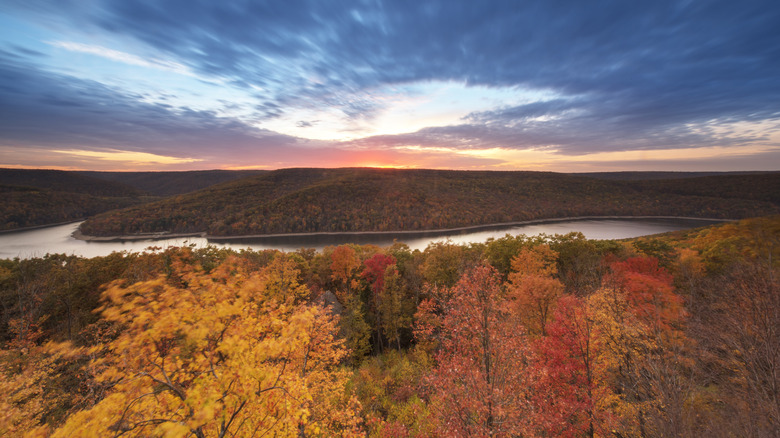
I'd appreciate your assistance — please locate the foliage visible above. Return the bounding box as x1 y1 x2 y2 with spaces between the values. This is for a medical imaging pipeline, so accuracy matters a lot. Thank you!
1 215 779 436
78 169 780 237
52 257 361 437
425 265 536 437
507 244 564 336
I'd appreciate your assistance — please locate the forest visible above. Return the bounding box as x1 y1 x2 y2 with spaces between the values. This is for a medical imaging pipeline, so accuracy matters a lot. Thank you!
1 215 778 437
78 169 780 237
0 169 264 231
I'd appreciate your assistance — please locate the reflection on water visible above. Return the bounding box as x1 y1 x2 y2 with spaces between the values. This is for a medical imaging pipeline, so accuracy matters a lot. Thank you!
0 218 722 260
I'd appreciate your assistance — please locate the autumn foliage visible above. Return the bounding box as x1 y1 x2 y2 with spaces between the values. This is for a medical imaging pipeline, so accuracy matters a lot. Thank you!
1 215 778 437
425 265 535 437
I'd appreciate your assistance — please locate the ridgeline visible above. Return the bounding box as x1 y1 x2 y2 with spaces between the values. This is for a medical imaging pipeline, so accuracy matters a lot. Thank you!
76 168 780 238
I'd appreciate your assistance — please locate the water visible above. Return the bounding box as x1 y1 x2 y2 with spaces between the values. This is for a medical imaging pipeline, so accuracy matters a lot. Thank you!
0 218 721 260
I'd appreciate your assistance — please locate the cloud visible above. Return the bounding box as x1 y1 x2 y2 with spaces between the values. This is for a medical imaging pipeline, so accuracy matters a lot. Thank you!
0 50 311 161
1 0 779 167
48 41 196 77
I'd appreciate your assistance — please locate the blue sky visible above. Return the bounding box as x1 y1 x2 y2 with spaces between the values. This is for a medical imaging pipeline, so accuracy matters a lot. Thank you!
1 0 779 171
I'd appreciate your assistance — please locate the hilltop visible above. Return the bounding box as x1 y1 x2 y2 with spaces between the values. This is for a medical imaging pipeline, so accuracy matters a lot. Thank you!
78 168 780 237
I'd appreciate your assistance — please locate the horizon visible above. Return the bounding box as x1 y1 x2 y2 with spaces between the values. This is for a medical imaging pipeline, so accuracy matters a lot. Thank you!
3 165 778 175
1 1 779 172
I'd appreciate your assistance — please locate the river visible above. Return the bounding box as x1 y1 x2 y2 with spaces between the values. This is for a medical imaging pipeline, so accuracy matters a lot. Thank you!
0 217 722 260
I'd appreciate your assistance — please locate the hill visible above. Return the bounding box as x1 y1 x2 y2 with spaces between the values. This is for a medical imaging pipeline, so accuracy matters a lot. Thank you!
0 169 144 197
0 168 267 231
79 169 266 196
78 168 780 237
571 170 772 181
0 169 151 231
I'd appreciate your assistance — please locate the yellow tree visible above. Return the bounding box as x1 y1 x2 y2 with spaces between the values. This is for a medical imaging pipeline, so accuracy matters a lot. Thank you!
53 257 361 437
330 245 362 301
0 342 82 437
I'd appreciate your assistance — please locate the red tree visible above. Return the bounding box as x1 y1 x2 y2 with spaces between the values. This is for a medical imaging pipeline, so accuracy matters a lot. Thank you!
605 256 684 336
362 253 396 352
425 265 535 437
534 295 609 437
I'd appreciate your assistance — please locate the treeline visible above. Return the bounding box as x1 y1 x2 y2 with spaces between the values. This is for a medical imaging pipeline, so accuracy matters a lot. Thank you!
79 168 780 237
1 215 778 436
78 169 266 196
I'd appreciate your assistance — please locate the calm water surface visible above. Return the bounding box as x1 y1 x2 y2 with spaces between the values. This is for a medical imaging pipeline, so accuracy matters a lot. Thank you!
0 218 721 260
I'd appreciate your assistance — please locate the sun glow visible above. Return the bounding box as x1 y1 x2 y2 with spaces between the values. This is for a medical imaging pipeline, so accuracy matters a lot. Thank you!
356 163 417 169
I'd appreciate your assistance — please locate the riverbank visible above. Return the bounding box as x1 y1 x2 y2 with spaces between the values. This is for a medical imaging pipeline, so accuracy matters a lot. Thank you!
0 219 86 235
73 216 732 243
71 227 205 242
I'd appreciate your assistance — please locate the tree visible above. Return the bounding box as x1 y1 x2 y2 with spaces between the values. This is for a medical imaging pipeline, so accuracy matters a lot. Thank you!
587 256 688 437
711 260 780 436
425 265 535 437
52 258 361 437
533 295 607 438
508 245 564 336
330 245 362 301
362 253 396 352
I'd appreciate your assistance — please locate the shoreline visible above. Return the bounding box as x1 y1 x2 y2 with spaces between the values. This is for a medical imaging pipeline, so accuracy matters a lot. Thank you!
72 215 732 243
0 219 86 235
71 228 206 242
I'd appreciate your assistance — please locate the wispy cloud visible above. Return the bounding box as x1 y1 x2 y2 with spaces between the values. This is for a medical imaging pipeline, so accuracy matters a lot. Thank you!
48 40 198 78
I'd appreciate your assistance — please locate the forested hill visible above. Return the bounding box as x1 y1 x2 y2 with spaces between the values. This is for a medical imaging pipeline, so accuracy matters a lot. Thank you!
0 169 144 197
0 168 266 231
79 169 266 196
79 168 780 237
0 169 150 231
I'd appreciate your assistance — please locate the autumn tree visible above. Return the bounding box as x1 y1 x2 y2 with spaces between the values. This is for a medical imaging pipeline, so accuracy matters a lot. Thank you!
425 264 535 437
362 253 396 352
588 256 688 437
420 241 467 288
549 232 610 295
508 244 564 336
328 245 372 362
330 245 362 301
533 295 607 438
52 257 361 437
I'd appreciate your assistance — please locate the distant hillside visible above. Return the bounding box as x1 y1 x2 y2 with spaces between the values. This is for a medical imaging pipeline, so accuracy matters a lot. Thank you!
0 169 145 197
0 169 151 231
632 173 780 205
0 168 267 231
571 171 773 181
80 169 267 196
78 168 780 237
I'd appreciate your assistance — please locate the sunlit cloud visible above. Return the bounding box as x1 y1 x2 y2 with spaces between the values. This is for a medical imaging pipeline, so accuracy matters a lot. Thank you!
258 82 560 141
52 149 202 166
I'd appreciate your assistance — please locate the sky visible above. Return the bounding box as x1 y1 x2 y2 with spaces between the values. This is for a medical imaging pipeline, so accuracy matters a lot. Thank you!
1 0 779 172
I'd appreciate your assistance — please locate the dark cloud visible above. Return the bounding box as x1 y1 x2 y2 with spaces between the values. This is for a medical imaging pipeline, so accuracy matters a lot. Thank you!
2 0 779 161
0 50 305 160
